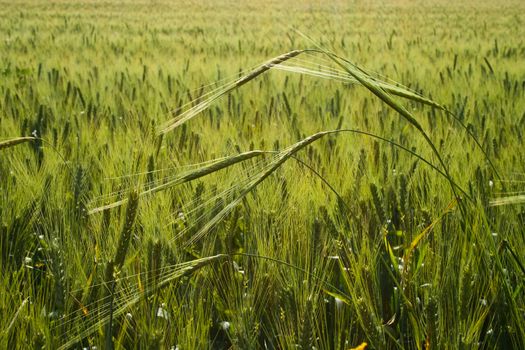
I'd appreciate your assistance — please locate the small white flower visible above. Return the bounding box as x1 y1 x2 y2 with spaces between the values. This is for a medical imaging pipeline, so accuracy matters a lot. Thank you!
220 321 230 331
156 306 169 320
489 180 494 187
24 257 32 264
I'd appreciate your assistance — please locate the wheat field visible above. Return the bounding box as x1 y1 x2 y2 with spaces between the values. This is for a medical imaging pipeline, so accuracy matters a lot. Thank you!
1 0 524 349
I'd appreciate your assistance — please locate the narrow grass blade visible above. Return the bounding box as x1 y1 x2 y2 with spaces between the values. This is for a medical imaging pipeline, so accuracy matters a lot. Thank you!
1 298 29 339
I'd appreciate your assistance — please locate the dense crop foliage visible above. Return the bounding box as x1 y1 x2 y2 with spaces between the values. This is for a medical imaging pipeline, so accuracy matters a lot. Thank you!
1 0 524 348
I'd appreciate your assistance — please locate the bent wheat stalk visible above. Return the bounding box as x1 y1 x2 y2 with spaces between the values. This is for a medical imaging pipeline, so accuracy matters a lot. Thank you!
0 136 36 150
157 50 303 134
318 50 466 216
157 47 498 186
88 150 269 214
181 129 469 247
157 50 448 135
